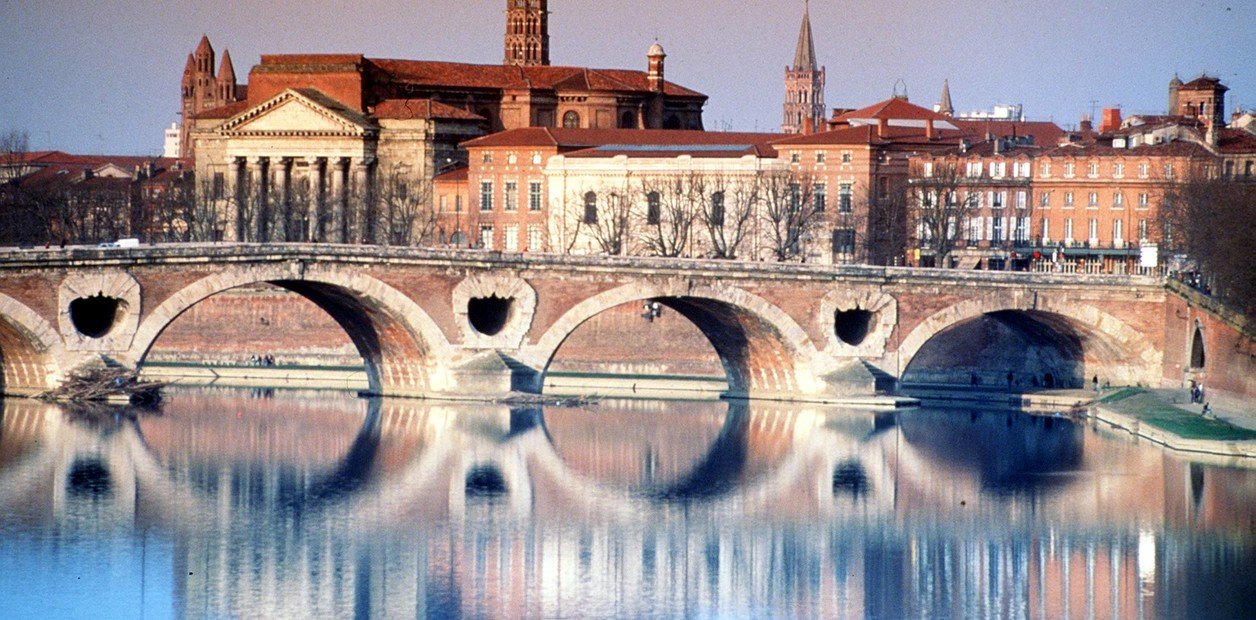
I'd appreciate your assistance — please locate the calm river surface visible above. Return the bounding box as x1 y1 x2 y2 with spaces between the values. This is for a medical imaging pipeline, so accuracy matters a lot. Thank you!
1 388 1253 619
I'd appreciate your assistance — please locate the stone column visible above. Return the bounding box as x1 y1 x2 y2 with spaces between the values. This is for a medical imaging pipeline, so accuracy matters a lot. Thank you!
276 158 292 241
230 157 247 242
352 158 375 244
249 157 270 242
329 157 349 244
307 157 324 242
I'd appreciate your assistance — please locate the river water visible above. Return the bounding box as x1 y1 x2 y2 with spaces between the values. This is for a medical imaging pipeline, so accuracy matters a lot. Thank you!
0 388 1253 619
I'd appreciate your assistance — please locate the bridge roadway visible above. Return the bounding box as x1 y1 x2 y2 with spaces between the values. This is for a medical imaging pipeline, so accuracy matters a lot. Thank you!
0 243 1171 401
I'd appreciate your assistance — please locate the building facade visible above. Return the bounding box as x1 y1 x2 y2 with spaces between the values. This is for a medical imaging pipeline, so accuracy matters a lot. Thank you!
184 1 708 243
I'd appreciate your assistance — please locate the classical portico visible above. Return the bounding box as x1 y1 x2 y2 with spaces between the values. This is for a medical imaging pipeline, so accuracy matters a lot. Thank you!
211 89 381 243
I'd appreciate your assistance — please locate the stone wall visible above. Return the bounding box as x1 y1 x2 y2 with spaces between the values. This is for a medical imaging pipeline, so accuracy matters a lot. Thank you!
1161 283 1256 400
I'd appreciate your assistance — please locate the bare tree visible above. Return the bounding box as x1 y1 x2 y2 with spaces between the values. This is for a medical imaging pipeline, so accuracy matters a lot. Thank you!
377 169 437 246
583 186 634 255
760 169 823 261
699 173 759 259
636 173 698 257
905 160 978 267
1160 178 1256 315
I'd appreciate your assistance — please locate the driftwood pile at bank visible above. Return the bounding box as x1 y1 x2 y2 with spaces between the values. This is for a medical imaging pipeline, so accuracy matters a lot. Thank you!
38 365 165 405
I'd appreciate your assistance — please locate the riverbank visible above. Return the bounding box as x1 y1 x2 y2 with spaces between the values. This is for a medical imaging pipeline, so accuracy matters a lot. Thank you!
1088 387 1256 461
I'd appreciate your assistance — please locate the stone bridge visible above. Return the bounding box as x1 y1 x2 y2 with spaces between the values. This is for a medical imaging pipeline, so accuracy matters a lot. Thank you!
0 243 1182 401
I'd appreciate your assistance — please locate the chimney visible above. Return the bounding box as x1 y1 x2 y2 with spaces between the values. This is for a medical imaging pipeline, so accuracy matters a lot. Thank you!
1079 115 1093 134
878 117 888 138
647 41 666 94
925 119 936 140
1099 108 1122 133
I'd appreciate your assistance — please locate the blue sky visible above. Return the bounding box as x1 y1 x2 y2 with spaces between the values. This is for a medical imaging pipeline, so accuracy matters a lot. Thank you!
0 0 1251 155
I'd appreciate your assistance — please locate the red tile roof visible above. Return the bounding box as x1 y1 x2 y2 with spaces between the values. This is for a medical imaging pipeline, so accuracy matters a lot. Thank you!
1216 128 1256 154
373 99 484 121
194 99 252 120
833 97 954 123
369 58 705 98
462 127 780 150
433 167 468 182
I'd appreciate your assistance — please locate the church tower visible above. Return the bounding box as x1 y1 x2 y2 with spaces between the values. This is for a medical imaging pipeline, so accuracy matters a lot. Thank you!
179 36 243 161
504 0 550 66
783 1 825 134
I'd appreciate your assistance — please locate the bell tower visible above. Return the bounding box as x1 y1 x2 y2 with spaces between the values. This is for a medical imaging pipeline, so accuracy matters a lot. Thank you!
505 0 550 66
783 1 825 134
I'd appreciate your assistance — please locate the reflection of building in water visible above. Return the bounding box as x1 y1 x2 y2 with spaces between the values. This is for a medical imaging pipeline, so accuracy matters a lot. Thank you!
2 397 1255 617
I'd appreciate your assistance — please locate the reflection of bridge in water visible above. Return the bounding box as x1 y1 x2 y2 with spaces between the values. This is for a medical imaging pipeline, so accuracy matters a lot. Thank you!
0 395 1253 617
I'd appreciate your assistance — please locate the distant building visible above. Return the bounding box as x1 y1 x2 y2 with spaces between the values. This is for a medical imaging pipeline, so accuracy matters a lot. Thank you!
184 0 708 243
163 123 181 159
782 2 825 134
1170 74 1228 128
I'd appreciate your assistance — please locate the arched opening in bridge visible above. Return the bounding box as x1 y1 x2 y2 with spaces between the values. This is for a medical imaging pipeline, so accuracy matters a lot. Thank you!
143 278 435 396
69 294 127 339
903 310 1096 390
468 295 513 336
834 308 874 346
0 313 54 396
545 299 726 396
1189 325 1206 370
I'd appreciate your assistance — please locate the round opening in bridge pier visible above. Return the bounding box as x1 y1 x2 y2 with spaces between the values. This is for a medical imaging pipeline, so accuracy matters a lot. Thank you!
467 296 514 336
68 294 127 339
833 308 874 347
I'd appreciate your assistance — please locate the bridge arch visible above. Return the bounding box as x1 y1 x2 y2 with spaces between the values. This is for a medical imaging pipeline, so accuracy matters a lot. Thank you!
130 263 454 396
0 293 62 395
897 295 1161 387
531 282 823 398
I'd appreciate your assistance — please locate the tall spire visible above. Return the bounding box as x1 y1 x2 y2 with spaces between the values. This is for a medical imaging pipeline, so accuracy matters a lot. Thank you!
217 50 236 84
938 79 954 116
793 0 818 71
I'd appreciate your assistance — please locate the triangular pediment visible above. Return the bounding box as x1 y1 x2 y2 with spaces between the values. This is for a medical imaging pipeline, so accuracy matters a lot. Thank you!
220 89 373 137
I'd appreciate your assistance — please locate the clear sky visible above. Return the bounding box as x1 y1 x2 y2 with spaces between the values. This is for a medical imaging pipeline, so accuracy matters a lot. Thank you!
0 0 1251 155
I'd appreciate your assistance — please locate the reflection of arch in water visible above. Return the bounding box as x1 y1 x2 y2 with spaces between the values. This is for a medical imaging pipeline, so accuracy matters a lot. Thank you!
532 283 824 399
899 300 1160 387
130 264 453 397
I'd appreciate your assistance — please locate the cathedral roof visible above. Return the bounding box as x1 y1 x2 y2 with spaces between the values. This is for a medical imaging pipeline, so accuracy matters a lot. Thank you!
368 58 705 98
373 98 485 121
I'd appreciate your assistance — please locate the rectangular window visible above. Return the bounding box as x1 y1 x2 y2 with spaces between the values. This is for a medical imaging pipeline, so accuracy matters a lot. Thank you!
1064 162 1075 177
1114 162 1125 178
1042 219 1051 243
816 152 826 164
790 152 800 163
841 151 852 163
1087 161 1099 177
967 161 983 177
455 195 463 212
832 228 856 254
1138 219 1148 241
211 173 225 200
1113 219 1123 244
967 218 983 245
504 181 518 211
583 193 598 224
479 225 494 250
439 195 448 212
1138 193 1149 209
839 183 852 213
482 152 493 164
1164 163 1174 179
991 192 1005 209
528 224 543 251
790 183 801 210
1087 192 1098 208
1139 162 1149 178
1016 190 1027 209
646 192 661 225
1015 216 1029 243
1040 192 1050 208
921 162 933 177
1040 161 1052 177
814 184 826 212
529 181 542 211
992 216 1004 243
480 181 493 211
1088 218 1098 243
504 224 519 251
1113 192 1124 208
990 161 1006 178
1064 218 1074 243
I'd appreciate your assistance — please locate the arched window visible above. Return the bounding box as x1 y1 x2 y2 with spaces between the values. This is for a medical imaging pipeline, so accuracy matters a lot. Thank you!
1190 325 1206 369
710 191 725 225
583 192 598 224
646 191 661 225
563 111 581 128
620 111 636 129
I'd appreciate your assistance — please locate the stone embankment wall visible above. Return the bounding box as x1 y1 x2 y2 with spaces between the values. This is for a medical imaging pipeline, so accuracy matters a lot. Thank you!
149 285 725 376
1161 282 1256 400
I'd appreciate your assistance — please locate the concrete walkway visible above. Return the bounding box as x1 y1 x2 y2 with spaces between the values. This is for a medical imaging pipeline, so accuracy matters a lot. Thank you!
1152 387 1256 432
